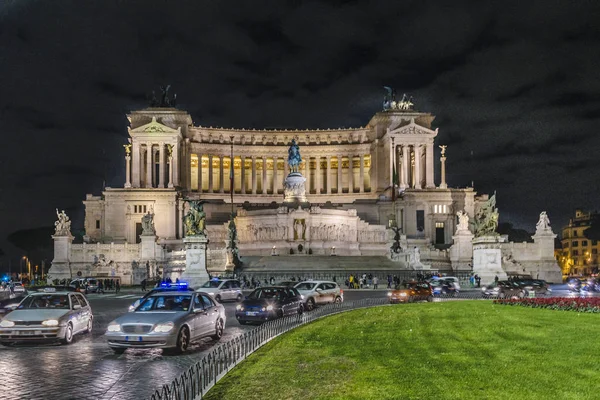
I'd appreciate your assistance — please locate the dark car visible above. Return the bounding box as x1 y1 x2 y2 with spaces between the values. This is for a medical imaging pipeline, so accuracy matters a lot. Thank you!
513 279 552 296
388 281 433 303
482 281 525 299
128 283 195 312
235 286 304 325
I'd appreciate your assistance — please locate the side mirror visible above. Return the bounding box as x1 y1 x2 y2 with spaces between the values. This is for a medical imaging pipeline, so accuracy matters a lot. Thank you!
73 304 82 310
315 288 322 292
194 308 207 314
129 299 141 312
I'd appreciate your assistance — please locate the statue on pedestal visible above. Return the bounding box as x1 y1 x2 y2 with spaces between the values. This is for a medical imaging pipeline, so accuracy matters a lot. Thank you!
141 211 155 235
287 139 302 174
54 209 71 236
536 211 551 231
184 201 206 236
456 210 470 233
473 192 500 237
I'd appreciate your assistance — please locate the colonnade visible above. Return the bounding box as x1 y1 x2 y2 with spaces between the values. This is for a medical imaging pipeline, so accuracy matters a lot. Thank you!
190 154 371 195
126 142 177 189
391 142 435 190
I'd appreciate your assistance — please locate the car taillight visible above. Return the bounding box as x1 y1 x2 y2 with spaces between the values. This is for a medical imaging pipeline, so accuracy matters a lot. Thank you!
340 290 344 295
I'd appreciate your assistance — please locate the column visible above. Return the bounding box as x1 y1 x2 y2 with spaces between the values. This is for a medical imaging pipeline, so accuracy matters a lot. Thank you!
414 144 422 189
219 155 224 193
240 156 246 194
185 139 191 190
159 143 165 188
284 159 289 178
348 155 354 193
262 156 267 194
168 155 174 188
208 155 214 193
304 156 310 194
173 142 180 187
315 156 321 194
426 142 435 188
399 145 405 189
124 150 131 188
359 154 365 193
389 138 395 188
132 142 140 188
145 142 153 188
251 156 257 194
178 200 185 239
197 154 203 193
337 154 343 193
440 154 448 189
326 155 332 194
272 157 278 194
401 145 409 189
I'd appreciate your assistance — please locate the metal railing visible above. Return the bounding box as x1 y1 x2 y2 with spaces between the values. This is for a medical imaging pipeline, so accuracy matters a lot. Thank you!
149 298 387 400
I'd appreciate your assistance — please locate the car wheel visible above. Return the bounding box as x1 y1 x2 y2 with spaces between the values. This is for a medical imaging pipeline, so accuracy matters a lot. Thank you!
518 291 526 299
427 296 433 302
306 298 315 311
111 347 126 355
276 309 284 318
85 318 93 334
499 292 506 299
172 327 190 354
334 296 342 304
236 294 243 302
61 323 74 345
215 295 222 303
298 304 304 315
239 320 247 325
211 319 224 340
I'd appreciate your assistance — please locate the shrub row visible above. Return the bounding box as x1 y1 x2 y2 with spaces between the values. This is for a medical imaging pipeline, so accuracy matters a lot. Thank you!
493 297 600 313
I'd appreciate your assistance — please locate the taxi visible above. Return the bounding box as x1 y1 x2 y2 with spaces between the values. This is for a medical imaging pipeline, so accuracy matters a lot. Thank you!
0 288 93 345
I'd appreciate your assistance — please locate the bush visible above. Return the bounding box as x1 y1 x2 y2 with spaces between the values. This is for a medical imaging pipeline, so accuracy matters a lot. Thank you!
493 297 600 313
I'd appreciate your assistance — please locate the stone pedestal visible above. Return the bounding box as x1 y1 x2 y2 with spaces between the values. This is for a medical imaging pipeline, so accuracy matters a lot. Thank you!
140 234 157 260
283 172 307 203
47 235 75 283
472 236 507 285
532 228 562 283
450 229 474 271
181 236 210 287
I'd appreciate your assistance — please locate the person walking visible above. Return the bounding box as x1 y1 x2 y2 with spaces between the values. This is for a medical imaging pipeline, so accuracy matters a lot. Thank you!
494 275 499 284
97 279 105 294
373 276 379 289
387 274 392 289
115 280 121 294
141 279 147 292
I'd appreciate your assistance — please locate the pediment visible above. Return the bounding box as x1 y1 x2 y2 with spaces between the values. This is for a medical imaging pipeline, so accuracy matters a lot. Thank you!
389 121 437 137
129 117 181 135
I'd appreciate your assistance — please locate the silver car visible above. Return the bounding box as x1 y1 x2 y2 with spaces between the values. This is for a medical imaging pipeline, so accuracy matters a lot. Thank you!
197 279 243 303
105 291 226 354
0 290 93 345
294 281 343 311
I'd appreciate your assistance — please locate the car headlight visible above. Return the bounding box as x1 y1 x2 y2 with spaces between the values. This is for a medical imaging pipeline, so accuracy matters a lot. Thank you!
236 304 243 310
493 287 500 291
300 295 304 300
481 287 486 292
107 323 121 332
387 292 392 296
208 292 215 296
153 322 174 333
400 293 407 297
266 305 273 311
0 320 14 327
42 319 59 327
261 307 266 312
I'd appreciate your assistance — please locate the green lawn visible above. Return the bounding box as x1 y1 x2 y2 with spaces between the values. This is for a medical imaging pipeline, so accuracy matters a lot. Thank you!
204 301 600 400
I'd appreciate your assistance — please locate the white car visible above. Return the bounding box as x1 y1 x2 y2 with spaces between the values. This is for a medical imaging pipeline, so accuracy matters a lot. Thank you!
294 281 343 311
0 289 93 345
197 279 243 303
432 276 461 291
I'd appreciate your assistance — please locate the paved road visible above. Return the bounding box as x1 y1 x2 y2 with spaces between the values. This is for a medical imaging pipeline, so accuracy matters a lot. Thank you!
0 285 592 400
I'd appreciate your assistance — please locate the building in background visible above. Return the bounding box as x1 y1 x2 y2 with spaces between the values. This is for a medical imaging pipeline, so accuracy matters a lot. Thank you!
559 209 600 276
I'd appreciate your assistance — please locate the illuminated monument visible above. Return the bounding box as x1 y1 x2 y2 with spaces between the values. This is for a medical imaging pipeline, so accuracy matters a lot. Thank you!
48 87 561 284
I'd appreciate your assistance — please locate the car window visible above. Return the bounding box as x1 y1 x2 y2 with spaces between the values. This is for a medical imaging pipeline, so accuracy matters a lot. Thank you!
200 294 214 308
76 294 89 307
295 282 317 291
223 281 232 289
231 280 240 289
193 295 203 309
316 283 326 290
19 294 70 309
138 295 192 311
285 288 297 298
201 281 222 288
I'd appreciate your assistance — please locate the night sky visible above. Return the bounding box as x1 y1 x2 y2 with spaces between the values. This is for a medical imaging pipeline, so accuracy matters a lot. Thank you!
1 1 599 266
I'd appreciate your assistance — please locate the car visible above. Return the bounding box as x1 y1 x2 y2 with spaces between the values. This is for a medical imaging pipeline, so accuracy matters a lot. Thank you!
105 290 226 354
0 294 28 318
429 279 458 297
128 282 195 311
236 286 304 325
197 279 243 303
433 276 461 291
69 278 100 294
275 281 299 288
513 279 552 296
481 281 525 299
11 282 27 295
0 289 93 345
388 281 433 303
294 281 343 311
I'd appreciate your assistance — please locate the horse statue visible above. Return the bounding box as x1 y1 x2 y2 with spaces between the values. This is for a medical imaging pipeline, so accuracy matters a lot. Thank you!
288 139 302 174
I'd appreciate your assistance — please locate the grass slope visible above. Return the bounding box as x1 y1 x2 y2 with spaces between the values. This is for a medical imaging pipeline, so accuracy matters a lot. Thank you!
204 301 600 400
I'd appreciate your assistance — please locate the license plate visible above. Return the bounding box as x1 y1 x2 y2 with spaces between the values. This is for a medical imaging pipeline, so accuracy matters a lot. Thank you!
138 336 143 342
246 311 258 316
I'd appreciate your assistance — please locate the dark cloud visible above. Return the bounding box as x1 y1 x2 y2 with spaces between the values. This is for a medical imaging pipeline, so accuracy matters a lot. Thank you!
1 0 600 263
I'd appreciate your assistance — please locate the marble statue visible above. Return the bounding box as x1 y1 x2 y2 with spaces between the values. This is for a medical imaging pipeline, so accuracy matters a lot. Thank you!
123 144 132 155
456 210 469 232
439 145 447 156
383 86 395 110
54 209 71 236
141 211 155 235
536 211 551 231
288 139 302 174
473 192 499 237
184 201 206 236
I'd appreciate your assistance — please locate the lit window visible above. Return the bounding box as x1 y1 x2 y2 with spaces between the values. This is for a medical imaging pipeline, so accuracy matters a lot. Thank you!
435 222 444 228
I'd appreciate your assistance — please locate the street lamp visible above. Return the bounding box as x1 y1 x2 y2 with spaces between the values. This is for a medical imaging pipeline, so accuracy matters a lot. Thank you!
20 256 28 281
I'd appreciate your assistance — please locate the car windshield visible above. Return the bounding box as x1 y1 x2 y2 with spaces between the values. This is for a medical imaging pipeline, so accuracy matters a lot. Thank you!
295 282 317 290
249 288 285 300
137 295 192 311
18 294 69 309
201 281 223 288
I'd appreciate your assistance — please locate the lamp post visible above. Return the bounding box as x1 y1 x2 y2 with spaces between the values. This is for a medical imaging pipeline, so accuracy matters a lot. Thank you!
20 256 28 281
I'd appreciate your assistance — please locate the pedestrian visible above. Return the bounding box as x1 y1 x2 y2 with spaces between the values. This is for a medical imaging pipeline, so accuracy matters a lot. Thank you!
141 279 147 292
387 274 392 289
115 280 120 294
476 275 481 288
97 279 105 294
373 276 379 289
494 275 499 284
